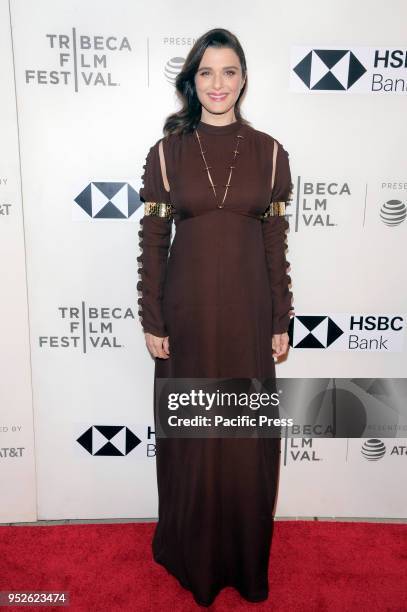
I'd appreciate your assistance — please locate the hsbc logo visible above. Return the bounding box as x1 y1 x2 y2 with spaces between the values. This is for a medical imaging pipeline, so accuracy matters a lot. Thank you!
74 182 142 219
291 315 343 349
290 315 343 348
291 47 407 94
289 313 405 351
293 49 366 90
77 425 141 455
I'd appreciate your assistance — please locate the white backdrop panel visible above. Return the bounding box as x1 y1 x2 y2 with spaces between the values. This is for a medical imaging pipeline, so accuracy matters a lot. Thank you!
0 0 36 523
2 0 406 521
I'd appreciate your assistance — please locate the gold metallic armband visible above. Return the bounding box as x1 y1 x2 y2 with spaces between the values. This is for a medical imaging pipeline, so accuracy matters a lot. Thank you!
262 201 286 219
144 201 174 219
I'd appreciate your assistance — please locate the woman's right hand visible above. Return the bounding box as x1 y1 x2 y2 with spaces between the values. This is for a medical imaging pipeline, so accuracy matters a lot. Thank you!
145 333 170 359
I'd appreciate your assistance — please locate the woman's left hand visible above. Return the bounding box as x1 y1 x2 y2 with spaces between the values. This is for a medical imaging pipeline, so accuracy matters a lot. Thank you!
272 332 290 361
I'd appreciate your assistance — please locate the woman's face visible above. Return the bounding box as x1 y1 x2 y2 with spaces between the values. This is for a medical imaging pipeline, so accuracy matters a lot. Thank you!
194 46 245 119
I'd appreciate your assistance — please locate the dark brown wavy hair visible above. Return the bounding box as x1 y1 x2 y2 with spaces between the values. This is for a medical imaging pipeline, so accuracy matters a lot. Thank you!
163 28 250 136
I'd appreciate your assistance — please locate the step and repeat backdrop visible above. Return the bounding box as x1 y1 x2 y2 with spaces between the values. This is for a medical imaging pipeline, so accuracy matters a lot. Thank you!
1 0 406 523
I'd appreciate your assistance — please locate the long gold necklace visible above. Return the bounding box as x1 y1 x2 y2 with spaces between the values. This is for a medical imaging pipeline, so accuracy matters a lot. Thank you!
194 129 244 209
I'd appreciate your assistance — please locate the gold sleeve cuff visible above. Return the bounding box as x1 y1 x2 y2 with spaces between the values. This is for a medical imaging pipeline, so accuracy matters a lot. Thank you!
262 201 286 218
144 201 174 219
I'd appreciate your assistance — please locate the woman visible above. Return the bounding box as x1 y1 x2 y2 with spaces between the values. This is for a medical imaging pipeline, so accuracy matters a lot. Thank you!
137 28 294 607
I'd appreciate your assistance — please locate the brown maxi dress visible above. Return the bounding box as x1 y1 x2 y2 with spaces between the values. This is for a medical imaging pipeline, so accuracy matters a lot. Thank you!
137 117 293 607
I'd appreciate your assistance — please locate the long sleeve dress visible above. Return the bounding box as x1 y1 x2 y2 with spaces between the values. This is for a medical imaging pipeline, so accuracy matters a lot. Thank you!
137 117 293 607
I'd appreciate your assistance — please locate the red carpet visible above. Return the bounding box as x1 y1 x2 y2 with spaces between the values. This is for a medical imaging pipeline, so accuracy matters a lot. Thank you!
1 520 406 611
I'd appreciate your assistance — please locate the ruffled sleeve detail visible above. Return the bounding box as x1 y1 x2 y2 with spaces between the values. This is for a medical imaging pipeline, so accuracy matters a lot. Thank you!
262 143 294 335
137 139 173 337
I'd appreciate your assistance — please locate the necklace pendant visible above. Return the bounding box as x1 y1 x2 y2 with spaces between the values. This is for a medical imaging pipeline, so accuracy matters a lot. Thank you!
195 128 243 209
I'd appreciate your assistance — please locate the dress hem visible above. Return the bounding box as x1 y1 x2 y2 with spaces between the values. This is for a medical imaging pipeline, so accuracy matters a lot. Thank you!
153 547 269 607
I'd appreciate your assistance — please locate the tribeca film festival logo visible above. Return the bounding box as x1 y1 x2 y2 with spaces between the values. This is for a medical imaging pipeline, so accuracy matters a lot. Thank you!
74 182 142 220
290 314 405 351
282 438 322 465
76 425 157 458
288 180 351 232
291 47 407 93
25 31 131 91
288 181 407 233
38 303 136 352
